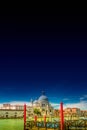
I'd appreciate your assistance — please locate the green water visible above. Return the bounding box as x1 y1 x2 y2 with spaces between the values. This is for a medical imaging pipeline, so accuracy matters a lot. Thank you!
0 119 24 130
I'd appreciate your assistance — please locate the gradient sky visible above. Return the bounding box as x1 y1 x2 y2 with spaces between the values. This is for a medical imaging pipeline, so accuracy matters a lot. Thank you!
0 11 87 108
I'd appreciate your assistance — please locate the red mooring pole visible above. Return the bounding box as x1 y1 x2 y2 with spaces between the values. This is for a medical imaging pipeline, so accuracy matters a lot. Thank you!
44 115 46 127
60 102 64 130
34 115 37 125
24 103 26 130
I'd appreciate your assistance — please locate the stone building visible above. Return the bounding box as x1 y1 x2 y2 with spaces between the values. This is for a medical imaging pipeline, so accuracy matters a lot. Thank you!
32 91 54 116
0 91 54 118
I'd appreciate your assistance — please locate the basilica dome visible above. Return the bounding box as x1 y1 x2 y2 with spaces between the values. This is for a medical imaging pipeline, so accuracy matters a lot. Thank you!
38 91 48 102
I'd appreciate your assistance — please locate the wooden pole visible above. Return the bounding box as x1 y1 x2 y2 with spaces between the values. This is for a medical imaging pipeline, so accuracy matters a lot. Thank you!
24 103 26 130
34 115 37 125
44 115 46 127
60 102 64 130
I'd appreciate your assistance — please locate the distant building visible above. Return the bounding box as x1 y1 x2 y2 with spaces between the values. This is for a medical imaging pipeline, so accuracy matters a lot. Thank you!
64 107 82 119
0 91 54 118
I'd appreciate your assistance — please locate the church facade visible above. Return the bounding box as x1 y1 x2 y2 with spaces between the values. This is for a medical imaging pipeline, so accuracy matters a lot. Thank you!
31 91 54 116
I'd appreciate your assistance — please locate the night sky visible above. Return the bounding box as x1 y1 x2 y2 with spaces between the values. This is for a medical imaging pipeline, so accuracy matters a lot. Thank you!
0 10 87 108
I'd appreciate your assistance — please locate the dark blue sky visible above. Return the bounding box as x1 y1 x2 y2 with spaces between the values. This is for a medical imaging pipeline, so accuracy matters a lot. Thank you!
0 10 87 104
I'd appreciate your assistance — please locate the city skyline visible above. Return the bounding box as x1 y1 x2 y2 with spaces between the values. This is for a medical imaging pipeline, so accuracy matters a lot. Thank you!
0 12 87 110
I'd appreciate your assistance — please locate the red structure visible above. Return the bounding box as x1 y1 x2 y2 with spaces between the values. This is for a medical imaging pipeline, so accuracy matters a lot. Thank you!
24 104 26 130
60 102 64 130
34 115 37 125
44 115 46 126
34 115 37 122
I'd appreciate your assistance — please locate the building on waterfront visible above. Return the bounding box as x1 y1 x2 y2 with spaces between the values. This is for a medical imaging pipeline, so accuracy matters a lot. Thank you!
0 92 87 119
64 108 81 120
32 91 53 116
0 91 54 118
54 108 87 119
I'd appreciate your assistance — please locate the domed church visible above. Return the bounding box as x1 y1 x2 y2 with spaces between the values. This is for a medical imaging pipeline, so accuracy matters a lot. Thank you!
31 91 54 116
0 91 54 118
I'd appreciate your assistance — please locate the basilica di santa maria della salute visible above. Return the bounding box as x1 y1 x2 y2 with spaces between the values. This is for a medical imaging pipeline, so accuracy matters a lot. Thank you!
0 91 54 118
32 91 54 116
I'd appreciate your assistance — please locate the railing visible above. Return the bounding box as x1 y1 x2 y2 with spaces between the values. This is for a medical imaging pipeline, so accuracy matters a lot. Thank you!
64 119 87 130
24 119 87 130
25 121 60 130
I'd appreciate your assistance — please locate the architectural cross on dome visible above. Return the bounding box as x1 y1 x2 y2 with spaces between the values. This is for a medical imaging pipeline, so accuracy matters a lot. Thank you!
42 91 45 95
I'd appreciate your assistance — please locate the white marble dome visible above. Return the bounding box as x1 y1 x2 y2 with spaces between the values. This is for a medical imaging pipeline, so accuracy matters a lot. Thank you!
38 91 48 102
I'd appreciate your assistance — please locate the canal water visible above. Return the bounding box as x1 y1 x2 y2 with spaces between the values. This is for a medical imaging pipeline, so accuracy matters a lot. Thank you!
0 119 24 130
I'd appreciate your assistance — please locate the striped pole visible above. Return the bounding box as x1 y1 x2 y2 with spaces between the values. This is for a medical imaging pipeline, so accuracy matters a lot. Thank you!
60 102 64 130
24 103 26 130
